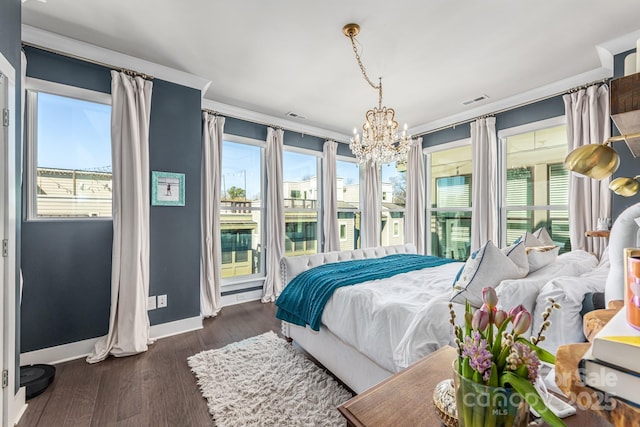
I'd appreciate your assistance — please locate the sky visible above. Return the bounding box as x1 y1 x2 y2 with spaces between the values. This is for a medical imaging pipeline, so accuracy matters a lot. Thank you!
37 92 112 171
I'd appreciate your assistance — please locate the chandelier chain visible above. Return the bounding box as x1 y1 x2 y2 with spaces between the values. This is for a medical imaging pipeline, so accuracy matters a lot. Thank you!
348 36 379 89
348 36 384 109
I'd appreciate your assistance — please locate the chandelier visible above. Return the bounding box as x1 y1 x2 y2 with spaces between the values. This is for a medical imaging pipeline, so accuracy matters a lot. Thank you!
343 23 411 164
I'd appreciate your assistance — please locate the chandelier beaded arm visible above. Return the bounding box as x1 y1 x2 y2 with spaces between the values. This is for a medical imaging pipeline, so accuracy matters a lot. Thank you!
343 23 411 165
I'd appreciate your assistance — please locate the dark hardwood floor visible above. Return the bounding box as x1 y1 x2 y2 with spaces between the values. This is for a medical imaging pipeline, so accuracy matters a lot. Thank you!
18 300 282 427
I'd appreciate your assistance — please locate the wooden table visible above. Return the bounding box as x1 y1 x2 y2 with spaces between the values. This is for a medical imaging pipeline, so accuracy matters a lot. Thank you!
585 230 610 238
338 345 611 427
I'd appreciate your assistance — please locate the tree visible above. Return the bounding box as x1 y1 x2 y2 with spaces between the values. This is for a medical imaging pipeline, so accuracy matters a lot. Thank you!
390 172 406 205
226 186 246 200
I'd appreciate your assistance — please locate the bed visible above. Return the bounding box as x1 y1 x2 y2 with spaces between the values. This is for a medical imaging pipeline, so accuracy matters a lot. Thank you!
278 240 607 393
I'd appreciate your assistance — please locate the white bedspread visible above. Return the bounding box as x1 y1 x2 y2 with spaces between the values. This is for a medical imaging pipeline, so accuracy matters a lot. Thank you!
320 262 463 373
320 250 600 374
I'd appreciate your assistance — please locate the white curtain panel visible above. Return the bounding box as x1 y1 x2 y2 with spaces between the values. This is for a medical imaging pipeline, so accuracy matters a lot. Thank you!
87 71 153 363
323 140 340 252
564 84 611 258
404 137 425 254
200 113 225 317
471 117 498 252
361 159 381 248
262 128 285 302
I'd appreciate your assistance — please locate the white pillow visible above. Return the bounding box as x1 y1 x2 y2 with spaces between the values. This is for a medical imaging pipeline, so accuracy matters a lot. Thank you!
518 231 559 272
451 240 528 307
495 249 599 337
503 239 529 276
527 246 560 272
531 264 609 354
533 227 554 245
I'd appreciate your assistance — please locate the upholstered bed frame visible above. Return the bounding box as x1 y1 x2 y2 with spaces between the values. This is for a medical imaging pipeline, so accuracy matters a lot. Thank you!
280 243 417 393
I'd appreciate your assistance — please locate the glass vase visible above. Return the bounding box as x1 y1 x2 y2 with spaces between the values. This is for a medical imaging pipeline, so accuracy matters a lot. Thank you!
453 366 529 427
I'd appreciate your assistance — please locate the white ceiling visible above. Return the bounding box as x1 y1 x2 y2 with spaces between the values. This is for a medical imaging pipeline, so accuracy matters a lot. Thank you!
21 0 640 140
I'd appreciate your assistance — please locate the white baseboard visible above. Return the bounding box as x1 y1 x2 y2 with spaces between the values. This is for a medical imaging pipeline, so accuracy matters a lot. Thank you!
221 288 263 307
20 316 203 366
149 315 203 341
21 337 97 366
11 387 26 426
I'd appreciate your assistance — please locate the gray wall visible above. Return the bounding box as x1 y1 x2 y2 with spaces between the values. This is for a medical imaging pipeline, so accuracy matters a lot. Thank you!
422 95 565 147
21 47 202 352
1 0 22 394
224 116 352 156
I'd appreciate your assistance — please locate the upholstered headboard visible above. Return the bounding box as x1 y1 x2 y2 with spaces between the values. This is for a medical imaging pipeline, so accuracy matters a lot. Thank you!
280 243 417 286
605 202 640 304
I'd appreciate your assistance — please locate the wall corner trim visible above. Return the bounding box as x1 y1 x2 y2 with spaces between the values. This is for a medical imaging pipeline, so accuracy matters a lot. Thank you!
11 388 27 426
21 25 211 92
20 316 203 366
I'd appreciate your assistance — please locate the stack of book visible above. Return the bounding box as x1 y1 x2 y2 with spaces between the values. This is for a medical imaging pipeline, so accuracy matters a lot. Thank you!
579 306 640 408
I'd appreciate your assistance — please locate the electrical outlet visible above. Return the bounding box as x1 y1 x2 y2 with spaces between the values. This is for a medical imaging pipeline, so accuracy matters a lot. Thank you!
158 294 167 308
148 296 157 310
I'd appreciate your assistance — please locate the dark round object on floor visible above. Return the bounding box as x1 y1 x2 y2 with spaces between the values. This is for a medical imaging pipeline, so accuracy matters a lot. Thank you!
20 364 56 400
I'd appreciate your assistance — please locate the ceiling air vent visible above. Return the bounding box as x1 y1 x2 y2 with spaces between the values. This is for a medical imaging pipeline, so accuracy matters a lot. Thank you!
462 94 490 106
285 111 307 120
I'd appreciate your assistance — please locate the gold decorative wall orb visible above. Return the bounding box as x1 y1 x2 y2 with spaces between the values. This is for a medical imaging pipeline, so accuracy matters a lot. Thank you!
609 177 640 197
564 144 620 180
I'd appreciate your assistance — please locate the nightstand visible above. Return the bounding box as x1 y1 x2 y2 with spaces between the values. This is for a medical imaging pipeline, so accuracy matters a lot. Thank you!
338 346 457 426
339 345 609 427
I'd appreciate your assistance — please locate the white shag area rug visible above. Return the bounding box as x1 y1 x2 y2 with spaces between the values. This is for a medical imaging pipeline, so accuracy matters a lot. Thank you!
188 331 353 427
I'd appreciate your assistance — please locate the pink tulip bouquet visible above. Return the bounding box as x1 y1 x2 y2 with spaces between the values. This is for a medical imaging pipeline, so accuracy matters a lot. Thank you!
449 287 566 427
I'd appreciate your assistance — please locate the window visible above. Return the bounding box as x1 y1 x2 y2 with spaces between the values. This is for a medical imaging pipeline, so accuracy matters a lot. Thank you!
336 159 360 250
500 119 569 252
26 81 112 219
283 149 320 255
340 224 347 241
220 137 265 280
381 162 406 246
426 141 472 261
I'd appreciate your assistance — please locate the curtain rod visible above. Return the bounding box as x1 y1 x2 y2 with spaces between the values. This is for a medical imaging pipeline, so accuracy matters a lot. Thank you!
414 78 609 138
22 42 154 80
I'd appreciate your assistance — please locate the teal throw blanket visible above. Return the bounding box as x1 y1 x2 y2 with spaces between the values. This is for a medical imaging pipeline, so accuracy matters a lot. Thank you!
276 253 456 331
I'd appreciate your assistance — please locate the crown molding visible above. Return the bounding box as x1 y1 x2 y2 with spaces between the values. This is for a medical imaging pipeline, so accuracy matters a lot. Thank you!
202 98 352 143
598 29 640 55
22 25 211 92
409 66 613 136
410 30 640 136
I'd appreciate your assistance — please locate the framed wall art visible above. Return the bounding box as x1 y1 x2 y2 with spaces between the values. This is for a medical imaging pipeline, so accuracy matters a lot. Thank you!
151 171 185 206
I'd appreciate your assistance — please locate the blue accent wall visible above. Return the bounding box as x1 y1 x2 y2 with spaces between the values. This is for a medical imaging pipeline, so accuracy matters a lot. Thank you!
148 79 202 325
0 0 21 71
224 116 353 156
423 95 565 148
1 0 23 394
21 47 202 352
